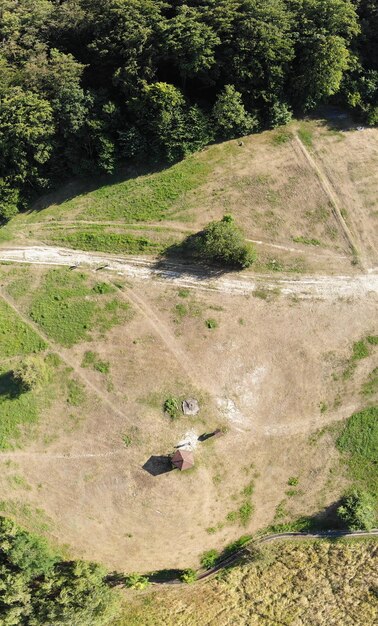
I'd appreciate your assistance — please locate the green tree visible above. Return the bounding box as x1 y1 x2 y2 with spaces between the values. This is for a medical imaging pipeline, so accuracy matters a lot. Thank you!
213 85 258 138
337 489 376 531
13 356 48 391
164 5 220 85
189 214 256 269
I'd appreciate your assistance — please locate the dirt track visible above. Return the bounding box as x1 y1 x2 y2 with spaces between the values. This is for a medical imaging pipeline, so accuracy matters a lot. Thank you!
0 245 377 299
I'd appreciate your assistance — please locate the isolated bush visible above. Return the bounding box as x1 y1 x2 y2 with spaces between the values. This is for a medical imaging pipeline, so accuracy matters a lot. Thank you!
200 549 219 569
190 215 256 269
13 356 48 391
124 573 150 590
181 568 197 584
163 396 180 420
337 489 376 531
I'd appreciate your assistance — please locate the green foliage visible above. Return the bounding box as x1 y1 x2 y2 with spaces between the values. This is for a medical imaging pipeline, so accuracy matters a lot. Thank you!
67 379 86 406
13 356 48 391
200 549 219 569
287 476 299 486
125 573 150 590
361 367 378 396
213 85 257 139
188 215 256 269
0 0 368 215
205 318 218 330
53 231 164 255
82 351 110 375
293 236 321 246
337 406 378 500
0 300 46 358
0 516 119 625
337 489 376 531
163 396 180 420
29 269 131 346
239 501 254 526
352 340 369 360
366 335 378 345
181 568 197 584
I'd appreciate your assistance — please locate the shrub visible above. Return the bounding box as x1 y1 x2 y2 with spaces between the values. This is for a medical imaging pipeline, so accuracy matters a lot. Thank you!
163 396 180 419
181 568 197 584
200 549 219 569
337 489 376 531
124 573 150 590
13 356 48 391
205 318 218 329
189 215 256 269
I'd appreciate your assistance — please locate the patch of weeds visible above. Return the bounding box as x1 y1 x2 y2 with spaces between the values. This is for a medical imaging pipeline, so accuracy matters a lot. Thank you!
174 303 187 320
239 501 254 526
206 526 217 534
222 535 252 556
242 482 254 497
226 511 238 523
366 335 378 345
238 318 245 325
200 549 219 569
266 258 284 272
92 282 115 295
352 340 369 361
298 126 313 147
285 489 302 497
319 402 328 414
361 367 378 397
272 128 292 145
0 500 51 533
274 501 288 520
178 289 190 298
7 474 31 490
253 287 280 301
122 434 132 447
82 351 110 373
125 573 150 590
205 318 218 329
0 300 46 358
67 379 86 406
293 236 321 246
54 231 165 255
163 395 180 420
0 366 39 449
212 473 223 485
288 476 299 486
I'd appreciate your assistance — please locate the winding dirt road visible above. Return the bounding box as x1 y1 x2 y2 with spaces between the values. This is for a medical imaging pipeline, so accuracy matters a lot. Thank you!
0 245 377 299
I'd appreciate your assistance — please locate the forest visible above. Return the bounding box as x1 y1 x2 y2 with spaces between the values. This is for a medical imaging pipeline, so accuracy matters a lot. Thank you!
0 0 377 220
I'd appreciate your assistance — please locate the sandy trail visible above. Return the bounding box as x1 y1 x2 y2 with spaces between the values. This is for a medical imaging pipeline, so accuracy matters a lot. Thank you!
0 245 377 299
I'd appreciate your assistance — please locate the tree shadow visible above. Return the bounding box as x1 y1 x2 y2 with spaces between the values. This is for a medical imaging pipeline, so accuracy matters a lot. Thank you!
154 232 238 282
142 455 175 477
304 105 359 133
0 371 24 400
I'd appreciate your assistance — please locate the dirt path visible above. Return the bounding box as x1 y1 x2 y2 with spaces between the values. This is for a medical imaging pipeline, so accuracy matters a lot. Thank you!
0 288 131 424
0 245 376 299
294 134 362 265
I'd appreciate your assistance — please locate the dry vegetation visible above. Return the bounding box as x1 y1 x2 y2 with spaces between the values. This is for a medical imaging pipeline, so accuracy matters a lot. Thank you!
118 539 378 626
0 118 376 619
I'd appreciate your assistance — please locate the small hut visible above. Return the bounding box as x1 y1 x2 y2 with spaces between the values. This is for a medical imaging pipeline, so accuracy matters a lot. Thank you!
171 449 194 471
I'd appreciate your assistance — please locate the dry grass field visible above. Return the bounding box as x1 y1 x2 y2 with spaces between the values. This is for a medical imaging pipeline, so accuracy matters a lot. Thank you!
118 539 378 626
0 116 376 586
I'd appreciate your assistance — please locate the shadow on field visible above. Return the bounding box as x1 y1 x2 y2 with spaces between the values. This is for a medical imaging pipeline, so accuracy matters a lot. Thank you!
143 455 175 477
0 371 24 400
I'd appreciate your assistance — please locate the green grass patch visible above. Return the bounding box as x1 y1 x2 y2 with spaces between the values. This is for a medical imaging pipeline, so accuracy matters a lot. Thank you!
337 406 378 500
66 379 86 406
292 236 321 246
205 318 218 329
361 368 378 397
81 351 110 374
59 156 210 222
298 126 313 147
0 367 40 449
51 231 165 255
366 335 378 345
29 269 132 346
0 300 46 358
271 128 292 145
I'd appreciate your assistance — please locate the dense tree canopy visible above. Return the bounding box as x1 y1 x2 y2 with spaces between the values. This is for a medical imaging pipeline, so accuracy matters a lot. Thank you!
0 517 120 625
0 0 376 219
